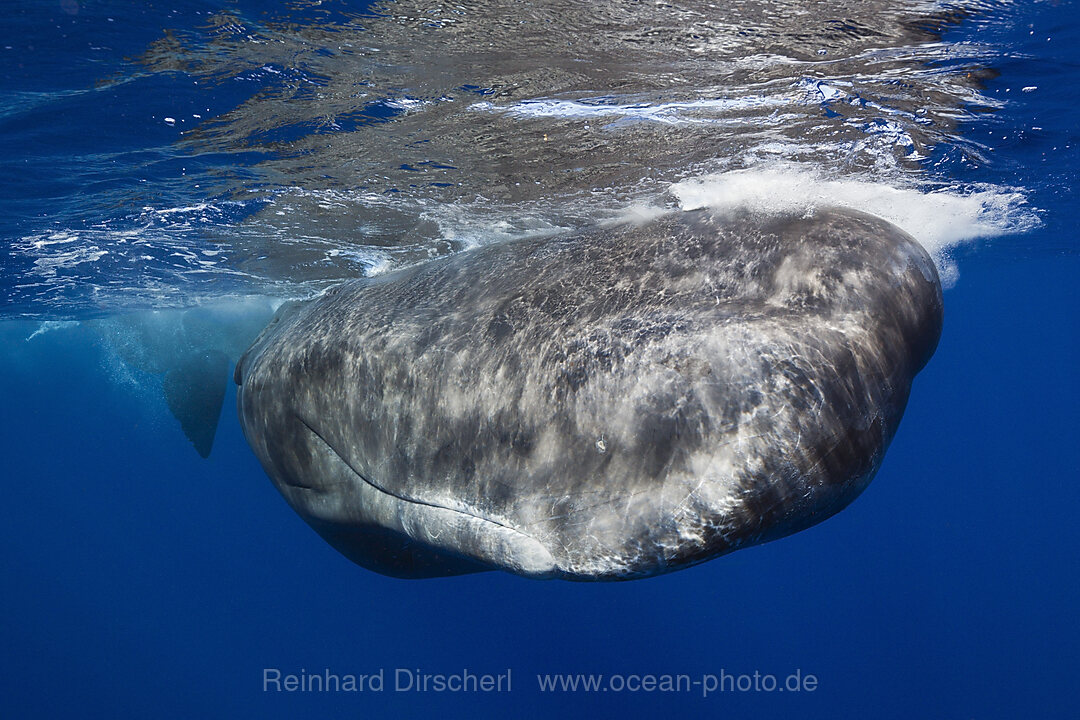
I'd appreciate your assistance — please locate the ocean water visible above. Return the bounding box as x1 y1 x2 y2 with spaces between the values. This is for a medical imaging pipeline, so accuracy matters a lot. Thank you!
1 0 1077 717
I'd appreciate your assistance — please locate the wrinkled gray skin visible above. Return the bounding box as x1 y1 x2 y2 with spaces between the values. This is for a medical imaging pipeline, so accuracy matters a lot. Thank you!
236 207 942 580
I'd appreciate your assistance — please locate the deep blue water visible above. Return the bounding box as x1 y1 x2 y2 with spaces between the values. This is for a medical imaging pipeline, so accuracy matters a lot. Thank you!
2 1 1078 718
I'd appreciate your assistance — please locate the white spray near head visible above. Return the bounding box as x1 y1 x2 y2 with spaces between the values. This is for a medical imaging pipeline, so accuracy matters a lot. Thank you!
670 164 1040 285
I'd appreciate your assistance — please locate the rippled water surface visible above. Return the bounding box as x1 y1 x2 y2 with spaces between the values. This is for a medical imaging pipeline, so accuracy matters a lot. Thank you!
1 0 1049 314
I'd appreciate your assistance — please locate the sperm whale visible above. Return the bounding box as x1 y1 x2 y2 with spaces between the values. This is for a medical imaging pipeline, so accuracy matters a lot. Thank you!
235 207 943 580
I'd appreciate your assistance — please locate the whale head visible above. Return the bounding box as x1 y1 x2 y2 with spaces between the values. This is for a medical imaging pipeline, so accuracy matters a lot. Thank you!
236 207 942 580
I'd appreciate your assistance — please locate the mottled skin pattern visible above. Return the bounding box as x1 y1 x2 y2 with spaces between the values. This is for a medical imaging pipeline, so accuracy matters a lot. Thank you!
236 208 942 580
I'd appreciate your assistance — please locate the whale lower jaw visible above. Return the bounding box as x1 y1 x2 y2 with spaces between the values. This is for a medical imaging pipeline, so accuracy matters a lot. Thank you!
290 415 558 579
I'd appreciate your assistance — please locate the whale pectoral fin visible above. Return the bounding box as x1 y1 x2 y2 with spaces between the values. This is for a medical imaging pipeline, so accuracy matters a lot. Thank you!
163 349 230 458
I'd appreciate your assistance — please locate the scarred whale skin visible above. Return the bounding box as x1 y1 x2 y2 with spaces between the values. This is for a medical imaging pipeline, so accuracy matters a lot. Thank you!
235 207 942 580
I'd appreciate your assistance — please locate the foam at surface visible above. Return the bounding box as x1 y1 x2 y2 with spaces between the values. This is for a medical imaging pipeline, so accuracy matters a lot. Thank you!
670 164 1041 284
